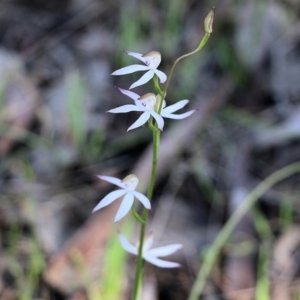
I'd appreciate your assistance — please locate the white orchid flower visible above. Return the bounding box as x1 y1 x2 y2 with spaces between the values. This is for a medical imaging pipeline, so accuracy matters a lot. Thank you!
118 232 182 268
118 87 196 121
92 174 151 223
111 51 167 90
108 92 164 131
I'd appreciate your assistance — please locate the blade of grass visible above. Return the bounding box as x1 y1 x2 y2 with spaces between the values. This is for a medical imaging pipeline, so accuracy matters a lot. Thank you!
188 161 300 300
251 206 273 300
255 244 270 300
66 71 87 150
280 196 294 230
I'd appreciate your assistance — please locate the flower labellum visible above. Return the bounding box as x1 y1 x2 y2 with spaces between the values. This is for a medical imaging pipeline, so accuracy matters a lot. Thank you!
92 174 151 223
118 232 182 268
111 51 167 90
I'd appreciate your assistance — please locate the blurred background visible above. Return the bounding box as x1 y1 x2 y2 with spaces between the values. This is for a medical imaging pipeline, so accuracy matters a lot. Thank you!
1 0 300 299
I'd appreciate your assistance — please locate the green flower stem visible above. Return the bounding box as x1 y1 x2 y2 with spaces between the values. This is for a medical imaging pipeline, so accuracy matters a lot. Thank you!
148 120 159 132
188 161 300 300
132 129 161 300
131 205 146 224
153 75 164 96
157 32 211 114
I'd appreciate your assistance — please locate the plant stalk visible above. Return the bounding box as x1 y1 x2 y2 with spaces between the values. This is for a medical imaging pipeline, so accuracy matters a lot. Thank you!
157 32 210 113
132 130 160 300
132 30 211 300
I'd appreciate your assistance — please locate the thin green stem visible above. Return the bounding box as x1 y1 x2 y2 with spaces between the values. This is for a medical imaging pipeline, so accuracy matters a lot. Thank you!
131 205 146 224
148 120 159 132
188 161 300 300
132 130 160 300
153 75 164 96
157 32 210 113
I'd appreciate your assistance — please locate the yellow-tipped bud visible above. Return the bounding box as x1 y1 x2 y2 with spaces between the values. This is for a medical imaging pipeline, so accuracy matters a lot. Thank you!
204 7 215 34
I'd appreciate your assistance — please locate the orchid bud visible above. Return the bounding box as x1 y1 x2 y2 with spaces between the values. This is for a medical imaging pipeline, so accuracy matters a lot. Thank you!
204 7 215 34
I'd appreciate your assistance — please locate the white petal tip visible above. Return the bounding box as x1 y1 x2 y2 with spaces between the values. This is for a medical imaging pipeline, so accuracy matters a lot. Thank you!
129 83 138 90
91 206 100 213
114 216 121 223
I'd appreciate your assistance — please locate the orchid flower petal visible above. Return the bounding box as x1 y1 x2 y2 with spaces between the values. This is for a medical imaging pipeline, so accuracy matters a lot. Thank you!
114 192 134 222
162 100 189 114
92 189 127 213
146 244 182 257
125 51 149 64
150 111 164 130
117 87 143 107
154 69 167 84
162 110 195 119
130 70 155 90
144 255 181 268
118 232 138 255
112 65 149 76
132 191 151 209
117 87 140 101
127 111 151 131
96 175 126 189
143 234 154 252
108 104 145 114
